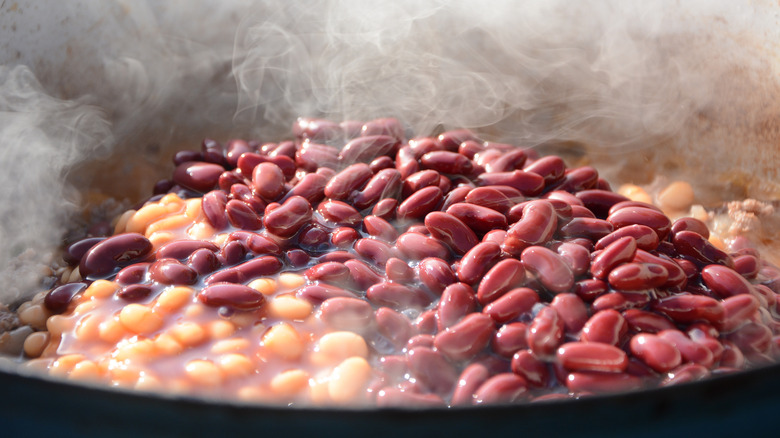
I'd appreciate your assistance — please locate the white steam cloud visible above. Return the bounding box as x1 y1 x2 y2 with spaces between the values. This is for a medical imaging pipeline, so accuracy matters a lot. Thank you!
1 0 779 302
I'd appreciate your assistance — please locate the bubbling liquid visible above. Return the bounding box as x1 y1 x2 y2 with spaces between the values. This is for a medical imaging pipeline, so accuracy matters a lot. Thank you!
13 117 780 406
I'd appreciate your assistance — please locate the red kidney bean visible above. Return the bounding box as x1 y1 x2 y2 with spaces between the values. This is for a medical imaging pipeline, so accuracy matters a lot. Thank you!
362 215 398 242
552 241 591 277
550 293 589 333
287 172 327 204
199 282 265 310
521 246 574 294
446 203 508 234
558 217 614 241
293 117 343 142
544 190 584 208
721 294 760 333
570 205 596 218
63 237 106 265
507 350 547 387
473 373 529 405
463 187 516 215
505 200 557 250
297 283 358 304
217 240 248 267
607 262 668 291
209 255 283 284
374 307 413 350
44 282 89 314
662 363 710 386
673 230 735 268
149 258 197 285
116 263 150 285
406 347 459 395
595 224 659 252
117 284 154 302
527 306 565 357
354 238 397 267
317 200 363 227
485 149 527 173
434 129 477 152
622 309 676 334
590 236 636 279
409 137 443 158
434 313 495 361
172 161 224 192
305 262 351 286
483 287 539 324
324 163 373 201
362 118 405 140
227 231 281 255
437 283 477 330
630 251 686 289
557 342 628 373
477 259 526 305
236 152 266 177
458 140 484 160
720 340 746 369
397 186 443 220
575 190 630 219
630 333 681 372
295 142 339 172
457 242 502 284
733 254 759 279
608 200 663 215
420 150 474 175
200 190 229 231
319 297 374 331
451 364 490 406
261 196 311 238
606 207 672 240
342 259 382 290
156 240 218 261
173 150 202 166
224 199 261 230
395 145 420 179
657 329 715 368
351 168 402 210
251 162 286 202
552 166 599 193
402 170 440 198
367 282 430 310
224 139 252 168
384 257 414 283
671 217 710 239
331 227 359 248
523 155 566 184
369 155 394 173
580 309 627 345
492 323 529 358
187 248 220 275
687 323 725 362
230 184 266 215
424 212 479 255
395 232 450 261
414 309 438 335
79 233 153 278
592 291 651 313
482 229 507 245
440 185 472 211
574 279 609 302
727 321 772 356
701 264 754 298
475 170 545 196
566 371 643 394
340 135 398 163
417 257 457 295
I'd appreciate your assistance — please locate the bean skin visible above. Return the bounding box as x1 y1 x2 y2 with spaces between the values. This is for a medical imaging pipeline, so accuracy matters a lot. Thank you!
317 200 363 227
523 155 566 184
288 172 328 204
475 170 545 196
351 168 402 210
395 232 450 261
505 200 558 250
172 161 224 193
157 240 218 261
263 196 312 238
451 364 490 406
607 262 668 291
149 258 198 285
553 241 591 277
325 163 373 201
575 190 630 219
492 323 530 358
486 149 527 173
510 350 548 387
252 162 286 201
652 295 726 326
550 293 589 333
622 309 677 334
473 373 529 405
421 150 474 175
340 135 398 163
558 218 614 241
79 233 153 279
367 282 430 310
464 187 516 215
375 307 414 349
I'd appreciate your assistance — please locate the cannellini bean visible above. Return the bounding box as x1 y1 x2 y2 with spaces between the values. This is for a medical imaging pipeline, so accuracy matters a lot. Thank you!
328 356 372 403
262 323 305 360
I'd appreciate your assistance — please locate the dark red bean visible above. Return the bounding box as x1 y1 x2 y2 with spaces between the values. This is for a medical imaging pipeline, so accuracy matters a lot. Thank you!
566 372 643 394
552 241 591 277
595 224 659 252
440 186 472 211
482 229 507 245
262 196 312 238
297 284 358 304
575 190 630 219
436 129 478 152
473 373 529 405
671 217 710 239
354 238 397 267
362 118 404 141
340 135 398 163
477 259 526 305
557 342 628 373
79 233 153 279
504 200 558 253
201 190 229 230
607 262 668 291
375 307 414 349
463 187 515 216
173 150 202 166
523 155 566 184
117 284 154 302
325 163 373 201
434 313 495 361
544 190 583 206
673 230 735 268
406 347 459 395
652 294 726 326
552 166 599 193
351 168 402 210
251 162 286 202
44 282 89 314
590 236 637 279
369 155 395 173
367 282 430 310
721 294 761 333
375 388 445 407
492 323 529 358
362 215 398 242
580 309 628 346
224 200 261 230
227 231 281 255
218 240 249 268
734 254 759 279
397 186 443 220
632 250 687 289
406 334 435 350
483 287 539 324
424 212 479 255
319 297 374 331
701 264 754 298
550 293 589 333
527 306 565 357
343 259 383 290
662 363 711 386
331 227 359 248
295 142 339 172
115 263 150 285
305 262 351 286
574 279 609 302
288 172 328 204
395 232 450 261
420 150 473 175
63 237 106 265
199 282 265 310
149 258 197 285
521 246 574 294
457 242 502 284
486 149 527 173
437 283 477 330
592 291 651 313
608 200 662 216
385 258 415 283
403 170 440 198
317 200 363 227
451 364 490 406
630 333 681 372
607 207 672 240
446 203 508 234
475 170 545 196
172 161 224 192
458 140 484 159
727 321 772 357
156 240 218 261
622 309 676 334
371 198 397 220
657 329 715 367
293 117 343 142
187 248 220 275
558 217 614 241
417 257 457 295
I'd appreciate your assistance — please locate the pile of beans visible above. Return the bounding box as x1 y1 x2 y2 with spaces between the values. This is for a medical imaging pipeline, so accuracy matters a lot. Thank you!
17 117 780 406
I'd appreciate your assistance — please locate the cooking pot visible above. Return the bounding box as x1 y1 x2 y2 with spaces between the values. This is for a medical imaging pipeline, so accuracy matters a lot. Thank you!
1 1 779 437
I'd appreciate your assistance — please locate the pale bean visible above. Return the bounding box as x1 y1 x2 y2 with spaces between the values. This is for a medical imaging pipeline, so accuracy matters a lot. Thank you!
155 286 195 313
45 314 70 337
126 204 171 234
188 222 217 240
119 304 164 335
211 338 250 354
262 323 305 360
248 278 278 296
114 339 157 362
268 295 314 320
153 333 185 356
217 353 255 378
74 314 101 342
23 331 50 358
658 181 695 212
18 304 48 330
49 354 87 378
113 209 136 234
82 280 120 300
68 360 101 381
134 374 162 392
271 369 311 396
185 359 224 386
618 184 652 204
98 316 127 343
145 214 193 237
207 320 237 339
170 322 207 347
278 273 306 290
312 331 369 366
328 356 372 403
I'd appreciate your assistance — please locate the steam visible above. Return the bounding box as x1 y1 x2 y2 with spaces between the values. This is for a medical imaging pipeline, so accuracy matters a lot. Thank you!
1 0 780 303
